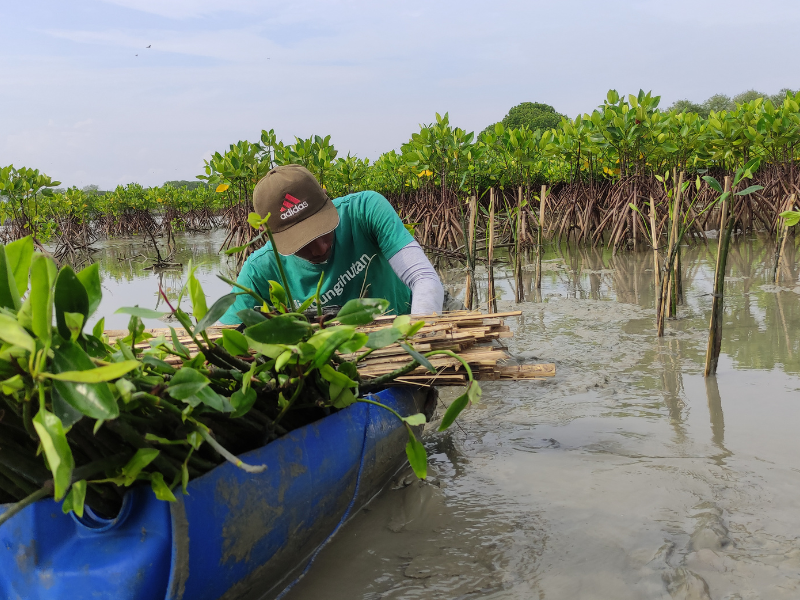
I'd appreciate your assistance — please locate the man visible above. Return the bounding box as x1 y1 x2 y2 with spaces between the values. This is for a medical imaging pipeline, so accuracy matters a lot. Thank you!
220 164 444 324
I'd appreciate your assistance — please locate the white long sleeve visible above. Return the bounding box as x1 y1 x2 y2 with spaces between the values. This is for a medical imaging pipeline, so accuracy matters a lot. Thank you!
388 241 444 315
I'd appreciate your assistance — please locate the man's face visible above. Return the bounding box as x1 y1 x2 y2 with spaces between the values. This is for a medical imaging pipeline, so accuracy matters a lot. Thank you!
294 230 335 264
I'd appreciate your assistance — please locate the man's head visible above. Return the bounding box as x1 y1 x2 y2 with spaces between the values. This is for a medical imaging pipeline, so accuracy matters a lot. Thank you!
253 164 339 260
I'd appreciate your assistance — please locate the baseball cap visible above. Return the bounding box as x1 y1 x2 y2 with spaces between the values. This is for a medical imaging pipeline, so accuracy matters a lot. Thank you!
252 164 340 255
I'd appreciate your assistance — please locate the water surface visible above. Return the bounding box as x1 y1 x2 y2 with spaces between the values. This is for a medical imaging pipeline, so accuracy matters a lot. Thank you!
286 233 800 600
84 230 800 599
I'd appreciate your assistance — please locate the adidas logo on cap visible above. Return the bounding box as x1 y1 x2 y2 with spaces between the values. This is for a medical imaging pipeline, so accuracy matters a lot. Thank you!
280 193 309 220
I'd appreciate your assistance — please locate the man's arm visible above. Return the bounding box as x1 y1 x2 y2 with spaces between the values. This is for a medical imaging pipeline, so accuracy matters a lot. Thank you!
388 241 444 315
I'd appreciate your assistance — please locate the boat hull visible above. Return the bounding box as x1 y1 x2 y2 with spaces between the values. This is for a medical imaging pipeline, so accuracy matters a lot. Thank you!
0 387 429 600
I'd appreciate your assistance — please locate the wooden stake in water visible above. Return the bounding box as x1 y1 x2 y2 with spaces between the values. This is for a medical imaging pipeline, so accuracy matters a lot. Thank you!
666 172 684 318
464 195 478 309
657 172 684 335
774 194 796 283
704 176 733 377
649 195 660 305
515 186 524 303
535 185 547 290
487 188 497 313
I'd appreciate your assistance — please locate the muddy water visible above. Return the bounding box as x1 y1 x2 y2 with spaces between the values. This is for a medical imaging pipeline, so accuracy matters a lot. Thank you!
74 229 235 329
83 231 800 599
283 234 800 600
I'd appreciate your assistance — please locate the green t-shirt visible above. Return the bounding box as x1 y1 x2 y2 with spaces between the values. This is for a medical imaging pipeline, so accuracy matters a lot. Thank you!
220 191 414 324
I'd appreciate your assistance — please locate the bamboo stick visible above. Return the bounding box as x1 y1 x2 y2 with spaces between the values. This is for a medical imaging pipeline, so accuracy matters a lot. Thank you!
649 196 660 300
535 185 546 290
464 195 478 309
515 186 524 303
704 176 732 377
774 194 796 283
656 172 685 335
539 185 547 239
487 188 497 313
666 172 684 318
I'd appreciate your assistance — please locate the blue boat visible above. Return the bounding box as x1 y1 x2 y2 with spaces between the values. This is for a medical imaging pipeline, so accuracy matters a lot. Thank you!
0 386 432 600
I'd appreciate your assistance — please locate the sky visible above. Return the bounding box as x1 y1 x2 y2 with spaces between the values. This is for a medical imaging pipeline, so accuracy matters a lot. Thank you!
2 0 799 190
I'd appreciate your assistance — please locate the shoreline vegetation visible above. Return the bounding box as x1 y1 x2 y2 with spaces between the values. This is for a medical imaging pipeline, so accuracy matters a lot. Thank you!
1 89 799 263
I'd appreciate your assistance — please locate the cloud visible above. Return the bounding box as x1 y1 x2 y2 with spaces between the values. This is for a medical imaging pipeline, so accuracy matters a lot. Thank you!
97 0 266 19
39 28 281 62
3 0 800 189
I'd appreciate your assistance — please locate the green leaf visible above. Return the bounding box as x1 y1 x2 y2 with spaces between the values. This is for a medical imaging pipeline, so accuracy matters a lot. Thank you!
64 312 84 342
194 293 236 334
439 391 468 431
401 413 427 426
335 298 389 325
467 380 482 404
0 314 35 355
268 281 288 310
337 361 359 382
181 462 190 495
330 384 357 409
734 185 763 196
221 329 249 356
142 355 177 374
392 315 411 330
275 349 295 371
170 326 191 357
245 315 311 345
186 431 203 450
0 374 24 396
167 367 209 401
61 479 87 517
311 327 356 369
244 338 285 358
115 306 167 319
189 386 229 411
51 342 121 420
438 381 480 431
54 266 89 339
115 378 136 403
224 244 248 255
702 176 723 194
237 309 266 327
144 433 187 445
76 263 102 317
0 246 21 311
92 317 105 340
52 387 84 428
400 343 436 374
247 212 266 229
406 321 426 337
338 332 368 354
780 210 800 227
121 448 160 486
33 408 74 501
188 262 208 321
4 236 34 297
47 360 140 383
230 387 257 418
319 363 359 387
366 327 403 349
405 426 427 479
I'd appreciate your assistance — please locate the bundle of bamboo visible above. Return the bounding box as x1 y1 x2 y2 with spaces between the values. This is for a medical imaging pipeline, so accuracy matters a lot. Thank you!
106 310 556 386
351 310 555 385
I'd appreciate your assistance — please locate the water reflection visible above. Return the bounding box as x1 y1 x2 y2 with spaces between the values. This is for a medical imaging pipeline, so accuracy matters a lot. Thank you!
704 376 731 465
442 234 800 376
74 230 235 329
285 232 800 600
